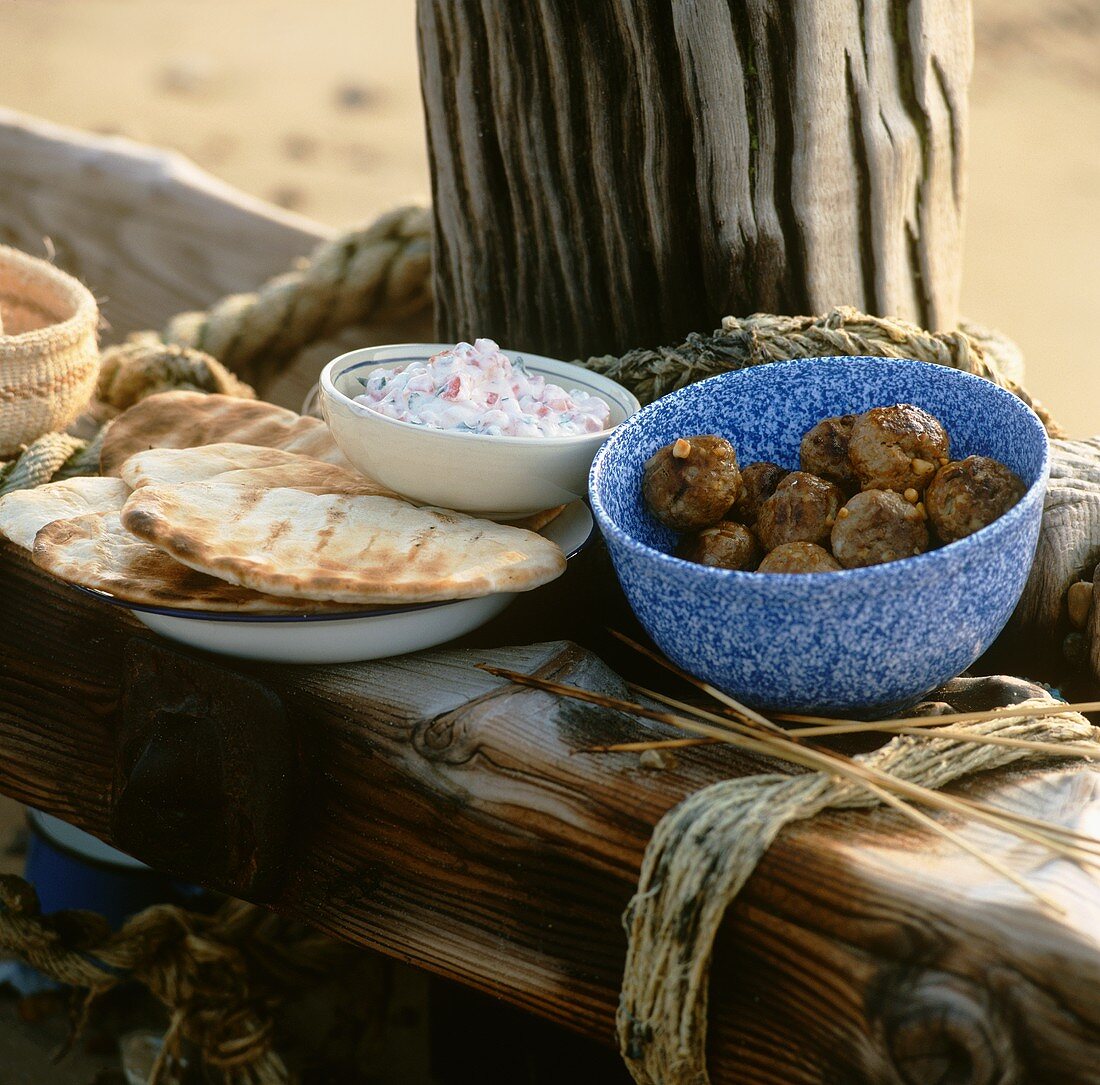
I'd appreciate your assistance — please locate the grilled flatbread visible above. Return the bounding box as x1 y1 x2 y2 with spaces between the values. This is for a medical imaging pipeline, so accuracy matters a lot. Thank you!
0 476 131 550
100 391 350 476
511 505 567 533
119 443 320 489
32 512 354 613
120 443 395 497
121 482 567 604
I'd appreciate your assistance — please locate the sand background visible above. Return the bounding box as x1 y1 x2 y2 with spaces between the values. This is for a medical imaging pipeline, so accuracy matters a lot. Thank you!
0 0 1097 434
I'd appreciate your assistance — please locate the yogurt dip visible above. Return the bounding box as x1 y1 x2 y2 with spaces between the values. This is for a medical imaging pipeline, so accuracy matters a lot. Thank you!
352 338 611 438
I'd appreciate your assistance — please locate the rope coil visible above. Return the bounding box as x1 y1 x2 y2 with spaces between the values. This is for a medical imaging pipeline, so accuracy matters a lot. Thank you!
0 877 352 1085
585 307 1061 434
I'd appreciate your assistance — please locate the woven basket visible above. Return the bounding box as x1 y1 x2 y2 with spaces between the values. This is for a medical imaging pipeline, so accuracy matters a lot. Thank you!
0 245 99 457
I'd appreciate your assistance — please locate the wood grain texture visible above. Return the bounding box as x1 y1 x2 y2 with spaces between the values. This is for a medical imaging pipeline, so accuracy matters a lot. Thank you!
418 0 970 360
1009 436 1100 663
0 545 1097 1084
1091 564 1100 687
113 639 300 899
0 108 327 343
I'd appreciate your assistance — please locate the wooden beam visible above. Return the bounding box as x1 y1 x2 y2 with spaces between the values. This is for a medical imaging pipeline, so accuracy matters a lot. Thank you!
0 108 328 342
1 546 1096 1084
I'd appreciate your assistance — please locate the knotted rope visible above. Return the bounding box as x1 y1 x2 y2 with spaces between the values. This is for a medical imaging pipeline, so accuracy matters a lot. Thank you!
97 338 255 410
0 430 98 497
617 701 1096 1085
584 307 1062 435
158 205 432 389
0 876 353 1085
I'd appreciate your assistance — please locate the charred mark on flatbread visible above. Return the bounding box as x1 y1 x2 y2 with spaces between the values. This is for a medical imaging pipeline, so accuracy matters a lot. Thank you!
264 519 293 547
234 488 266 514
121 507 159 540
313 503 346 552
168 532 200 559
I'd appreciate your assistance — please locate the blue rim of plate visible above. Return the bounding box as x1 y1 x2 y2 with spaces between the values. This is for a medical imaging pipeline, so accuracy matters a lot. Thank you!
65 500 598 623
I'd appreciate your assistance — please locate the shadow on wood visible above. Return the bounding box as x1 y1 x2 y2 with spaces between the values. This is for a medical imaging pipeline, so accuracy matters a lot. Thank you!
113 639 299 901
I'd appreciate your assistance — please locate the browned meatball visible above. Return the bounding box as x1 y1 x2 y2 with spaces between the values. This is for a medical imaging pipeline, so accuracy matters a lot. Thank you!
800 415 859 492
677 521 760 570
731 461 786 524
755 471 842 551
848 404 950 494
925 455 1026 543
642 435 742 531
758 542 841 574
830 489 930 568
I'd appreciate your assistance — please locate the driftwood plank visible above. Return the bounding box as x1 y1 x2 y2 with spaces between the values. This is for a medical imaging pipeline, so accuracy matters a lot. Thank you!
0 108 328 341
1009 436 1100 677
1092 568 1100 686
0 545 1097 1084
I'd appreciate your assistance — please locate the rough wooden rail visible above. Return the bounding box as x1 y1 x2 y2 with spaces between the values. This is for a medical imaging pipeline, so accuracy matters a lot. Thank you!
0 108 328 342
0 109 433 410
1 544 1097 1084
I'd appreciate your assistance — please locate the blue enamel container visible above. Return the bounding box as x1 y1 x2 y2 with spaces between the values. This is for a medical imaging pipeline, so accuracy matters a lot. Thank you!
24 811 192 930
588 357 1050 715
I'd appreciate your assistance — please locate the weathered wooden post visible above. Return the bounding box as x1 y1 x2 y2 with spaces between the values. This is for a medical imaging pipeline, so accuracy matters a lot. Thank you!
418 0 971 358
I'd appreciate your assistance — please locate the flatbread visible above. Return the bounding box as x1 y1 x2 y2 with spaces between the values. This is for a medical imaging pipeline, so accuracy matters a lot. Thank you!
0 476 131 550
162 448 541 513
120 443 395 497
32 512 354 613
121 483 567 604
119 443 321 489
100 391 350 476
511 505 567 533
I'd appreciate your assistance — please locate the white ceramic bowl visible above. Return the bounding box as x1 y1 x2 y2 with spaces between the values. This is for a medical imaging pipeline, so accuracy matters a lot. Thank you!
320 343 640 518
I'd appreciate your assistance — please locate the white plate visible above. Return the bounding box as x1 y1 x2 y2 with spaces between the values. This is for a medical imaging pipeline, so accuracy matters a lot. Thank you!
71 501 595 665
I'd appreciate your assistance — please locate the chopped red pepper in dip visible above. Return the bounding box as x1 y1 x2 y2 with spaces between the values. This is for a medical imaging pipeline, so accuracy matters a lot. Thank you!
353 338 611 438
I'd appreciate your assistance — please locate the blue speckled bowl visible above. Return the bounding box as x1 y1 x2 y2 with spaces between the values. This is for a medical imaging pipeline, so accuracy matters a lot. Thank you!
588 357 1050 715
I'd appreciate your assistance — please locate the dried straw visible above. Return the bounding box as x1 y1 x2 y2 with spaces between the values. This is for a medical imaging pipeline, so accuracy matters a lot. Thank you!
478 641 1099 1085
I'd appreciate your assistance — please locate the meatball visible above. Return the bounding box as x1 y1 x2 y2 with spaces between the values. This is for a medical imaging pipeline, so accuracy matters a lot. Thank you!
925 455 1026 543
830 489 930 568
677 521 760 570
642 435 742 531
800 415 859 492
848 404 950 494
731 461 786 524
755 471 843 551
758 542 841 574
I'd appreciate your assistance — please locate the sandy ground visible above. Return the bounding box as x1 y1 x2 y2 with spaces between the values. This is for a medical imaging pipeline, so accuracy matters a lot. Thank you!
0 0 1096 433
0 0 1096 1078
